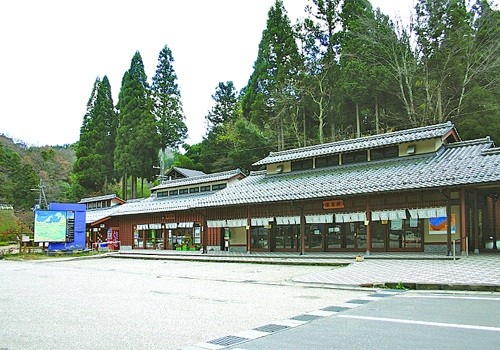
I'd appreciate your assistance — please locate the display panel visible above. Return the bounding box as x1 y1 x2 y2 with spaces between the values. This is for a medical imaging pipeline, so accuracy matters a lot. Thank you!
34 210 68 242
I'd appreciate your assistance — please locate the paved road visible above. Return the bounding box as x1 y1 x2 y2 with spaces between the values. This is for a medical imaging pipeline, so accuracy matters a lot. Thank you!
0 258 367 350
217 291 500 350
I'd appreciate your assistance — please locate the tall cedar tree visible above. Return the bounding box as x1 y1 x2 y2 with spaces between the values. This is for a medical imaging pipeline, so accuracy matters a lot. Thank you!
241 0 303 151
206 81 239 132
338 0 376 137
73 76 117 196
115 51 159 199
299 0 342 143
151 45 187 150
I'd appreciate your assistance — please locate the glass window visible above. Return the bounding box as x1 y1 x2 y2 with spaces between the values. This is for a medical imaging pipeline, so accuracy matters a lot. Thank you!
212 183 227 190
179 188 189 195
370 146 399 161
189 187 199 193
169 189 179 196
157 191 168 197
315 154 339 168
200 185 211 192
327 223 366 249
291 159 313 171
251 227 268 249
342 151 368 164
305 224 323 250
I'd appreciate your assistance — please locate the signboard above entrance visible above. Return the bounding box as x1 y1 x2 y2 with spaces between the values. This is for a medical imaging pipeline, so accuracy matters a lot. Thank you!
323 200 344 210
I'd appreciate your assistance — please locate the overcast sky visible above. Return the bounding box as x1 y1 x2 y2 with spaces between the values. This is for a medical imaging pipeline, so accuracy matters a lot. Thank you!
0 0 415 147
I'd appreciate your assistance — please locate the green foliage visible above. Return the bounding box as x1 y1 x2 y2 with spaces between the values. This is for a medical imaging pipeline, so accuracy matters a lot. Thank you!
116 51 159 197
73 76 118 197
0 142 38 209
242 0 303 151
206 81 239 132
152 45 187 150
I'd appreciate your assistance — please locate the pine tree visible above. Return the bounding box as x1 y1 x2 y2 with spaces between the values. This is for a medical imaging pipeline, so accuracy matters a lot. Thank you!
115 51 159 199
151 45 187 151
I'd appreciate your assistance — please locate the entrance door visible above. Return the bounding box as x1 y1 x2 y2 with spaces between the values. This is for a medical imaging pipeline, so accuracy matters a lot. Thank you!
272 224 299 251
371 219 423 252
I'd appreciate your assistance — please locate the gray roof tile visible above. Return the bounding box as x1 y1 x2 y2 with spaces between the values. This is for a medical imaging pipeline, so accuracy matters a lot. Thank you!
253 122 456 166
199 138 498 208
151 168 244 191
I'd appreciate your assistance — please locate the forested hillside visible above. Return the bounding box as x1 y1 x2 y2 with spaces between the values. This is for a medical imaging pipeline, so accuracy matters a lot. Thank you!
0 135 76 240
1 0 498 239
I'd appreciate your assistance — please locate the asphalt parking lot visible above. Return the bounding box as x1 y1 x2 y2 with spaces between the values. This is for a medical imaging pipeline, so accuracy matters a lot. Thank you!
0 258 368 350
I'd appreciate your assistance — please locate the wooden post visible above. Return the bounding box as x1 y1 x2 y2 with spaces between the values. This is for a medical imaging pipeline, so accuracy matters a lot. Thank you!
202 210 208 254
473 190 480 254
492 195 498 250
300 213 305 255
366 196 371 255
247 206 251 254
460 189 467 253
446 192 452 256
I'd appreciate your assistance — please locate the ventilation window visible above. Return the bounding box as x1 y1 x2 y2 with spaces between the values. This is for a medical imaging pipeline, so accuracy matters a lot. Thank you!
407 145 416 155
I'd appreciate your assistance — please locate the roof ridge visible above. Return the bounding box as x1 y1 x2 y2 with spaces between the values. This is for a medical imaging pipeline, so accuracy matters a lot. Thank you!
446 137 492 148
267 122 453 158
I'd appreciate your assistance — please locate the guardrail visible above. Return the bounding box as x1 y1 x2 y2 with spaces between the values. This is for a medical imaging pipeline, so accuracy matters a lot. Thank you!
453 236 468 261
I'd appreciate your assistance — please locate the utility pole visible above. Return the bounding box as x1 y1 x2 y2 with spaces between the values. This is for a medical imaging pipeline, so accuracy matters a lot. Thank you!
31 178 48 210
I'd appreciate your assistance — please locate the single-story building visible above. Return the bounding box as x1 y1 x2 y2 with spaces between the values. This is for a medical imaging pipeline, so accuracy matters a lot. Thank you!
83 122 500 255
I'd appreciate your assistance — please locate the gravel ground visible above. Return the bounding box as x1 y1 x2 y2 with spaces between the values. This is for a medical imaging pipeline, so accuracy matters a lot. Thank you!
0 258 367 350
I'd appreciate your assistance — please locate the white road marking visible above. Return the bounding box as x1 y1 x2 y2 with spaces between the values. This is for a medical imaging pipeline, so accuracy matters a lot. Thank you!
338 315 500 332
397 294 500 301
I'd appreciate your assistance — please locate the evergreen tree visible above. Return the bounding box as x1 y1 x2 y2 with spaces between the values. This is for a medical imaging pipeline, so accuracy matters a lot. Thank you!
0 143 37 209
115 51 159 199
338 0 376 137
73 76 117 196
206 81 239 132
151 45 187 150
241 0 303 151
298 0 343 143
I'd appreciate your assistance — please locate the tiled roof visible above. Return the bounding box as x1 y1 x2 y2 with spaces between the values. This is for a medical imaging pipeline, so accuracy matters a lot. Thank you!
197 138 499 208
151 168 244 191
85 206 121 224
253 122 457 166
166 167 206 178
112 192 213 216
79 194 123 204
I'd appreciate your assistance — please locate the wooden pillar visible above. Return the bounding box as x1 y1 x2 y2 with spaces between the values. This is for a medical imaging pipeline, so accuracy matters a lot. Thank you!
365 196 371 255
202 210 208 254
446 192 452 256
247 206 252 254
492 196 498 250
300 213 305 255
473 190 480 254
460 189 467 253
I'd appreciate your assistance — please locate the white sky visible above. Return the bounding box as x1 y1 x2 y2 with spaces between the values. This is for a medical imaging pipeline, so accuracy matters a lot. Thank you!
0 0 415 147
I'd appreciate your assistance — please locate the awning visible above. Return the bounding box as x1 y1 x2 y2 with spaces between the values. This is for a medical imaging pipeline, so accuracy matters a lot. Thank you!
275 216 300 225
371 209 407 221
410 207 446 219
305 214 334 224
207 220 226 228
226 219 248 227
251 217 274 226
335 212 366 223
